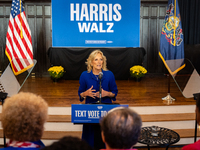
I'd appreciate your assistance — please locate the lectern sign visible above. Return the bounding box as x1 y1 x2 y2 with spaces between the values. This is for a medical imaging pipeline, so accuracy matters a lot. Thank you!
52 0 140 47
71 104 128 123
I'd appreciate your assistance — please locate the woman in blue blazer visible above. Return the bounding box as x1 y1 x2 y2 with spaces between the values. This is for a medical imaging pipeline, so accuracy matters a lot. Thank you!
78 50 118 149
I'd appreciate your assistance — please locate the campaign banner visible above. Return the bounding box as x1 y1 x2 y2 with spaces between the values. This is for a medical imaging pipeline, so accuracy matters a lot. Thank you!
52 0 140 47
71 104 128 123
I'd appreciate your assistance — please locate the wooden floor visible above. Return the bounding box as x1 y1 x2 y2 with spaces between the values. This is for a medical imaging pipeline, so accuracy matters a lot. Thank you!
19 74 195 107
3 74 195 150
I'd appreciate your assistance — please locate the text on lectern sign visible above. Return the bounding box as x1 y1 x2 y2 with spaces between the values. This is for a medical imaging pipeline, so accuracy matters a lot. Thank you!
52 0 140 47
71 104 128 123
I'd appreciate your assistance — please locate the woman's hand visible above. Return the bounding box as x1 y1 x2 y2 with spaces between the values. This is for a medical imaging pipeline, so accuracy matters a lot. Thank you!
96 89 115 98
82 85 96 99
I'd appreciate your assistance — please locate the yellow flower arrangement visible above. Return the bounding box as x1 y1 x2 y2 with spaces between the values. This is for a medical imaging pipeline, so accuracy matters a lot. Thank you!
48 66 65 79
130 65 147 79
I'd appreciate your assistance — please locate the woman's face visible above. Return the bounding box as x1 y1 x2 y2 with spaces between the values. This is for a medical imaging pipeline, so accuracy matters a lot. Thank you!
91 53 103 72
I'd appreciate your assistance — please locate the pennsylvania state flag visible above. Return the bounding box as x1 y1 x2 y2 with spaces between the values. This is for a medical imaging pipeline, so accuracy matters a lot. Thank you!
159 0 185 76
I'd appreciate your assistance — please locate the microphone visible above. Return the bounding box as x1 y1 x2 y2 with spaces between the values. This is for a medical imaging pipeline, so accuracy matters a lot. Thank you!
98 72 103 80
98 72 103 104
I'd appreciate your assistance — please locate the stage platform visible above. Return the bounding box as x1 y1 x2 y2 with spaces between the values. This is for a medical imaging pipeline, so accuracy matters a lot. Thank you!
0 74 198 148
20 74 195 107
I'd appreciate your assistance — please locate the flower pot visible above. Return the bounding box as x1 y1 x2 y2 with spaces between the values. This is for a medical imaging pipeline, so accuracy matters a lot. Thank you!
135 77 141 82
52 78 59 82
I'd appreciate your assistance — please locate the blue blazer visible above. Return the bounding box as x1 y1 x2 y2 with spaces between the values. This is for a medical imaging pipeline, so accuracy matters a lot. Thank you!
78 70 118 104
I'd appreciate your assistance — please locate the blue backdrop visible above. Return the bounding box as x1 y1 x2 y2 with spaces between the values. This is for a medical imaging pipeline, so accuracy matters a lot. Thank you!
52 0 140 47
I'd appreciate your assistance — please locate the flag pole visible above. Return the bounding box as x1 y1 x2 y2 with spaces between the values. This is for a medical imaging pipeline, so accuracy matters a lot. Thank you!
160 0 179 102
162 73 175 101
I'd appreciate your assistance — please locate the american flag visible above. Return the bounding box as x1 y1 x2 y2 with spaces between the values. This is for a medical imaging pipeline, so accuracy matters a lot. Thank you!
5 0 33 75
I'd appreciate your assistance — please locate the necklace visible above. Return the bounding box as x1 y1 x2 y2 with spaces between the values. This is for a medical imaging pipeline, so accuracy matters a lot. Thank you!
95 74 98 80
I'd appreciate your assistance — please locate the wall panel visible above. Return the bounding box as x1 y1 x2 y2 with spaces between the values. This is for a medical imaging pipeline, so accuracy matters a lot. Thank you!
140 2 167 74
25 3 51 75
0 4 10 72
0 1 168 76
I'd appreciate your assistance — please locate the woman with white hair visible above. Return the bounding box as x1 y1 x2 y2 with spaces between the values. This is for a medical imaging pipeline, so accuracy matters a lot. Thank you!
0 92 48 150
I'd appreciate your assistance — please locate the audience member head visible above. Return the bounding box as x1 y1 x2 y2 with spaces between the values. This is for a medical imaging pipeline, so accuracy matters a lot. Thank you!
100 107 142 149
86 49 108 72
1 92 48 142
41 136 94 150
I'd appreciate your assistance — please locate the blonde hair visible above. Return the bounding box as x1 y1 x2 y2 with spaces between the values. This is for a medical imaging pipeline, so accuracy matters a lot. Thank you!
1 92 48 141
85 50 108 72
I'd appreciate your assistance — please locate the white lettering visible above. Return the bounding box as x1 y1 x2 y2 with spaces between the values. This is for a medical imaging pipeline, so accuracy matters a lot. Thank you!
99 4 108 21
75 110 78 117
78 22 91 32
80 4 89 21
107 23 114 32
78 22 114 33
90 4 98 21
85 40 106 44
101 111 107 117
70 3 79 21
90 23 99 32
88 110 100 118
113 4 122 21
109 4 112 21
75 110 87 117
99 23 106 32
70 3 122 22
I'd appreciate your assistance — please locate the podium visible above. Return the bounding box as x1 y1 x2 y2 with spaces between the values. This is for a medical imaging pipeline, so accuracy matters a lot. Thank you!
71 104 129 149
71 104 129 123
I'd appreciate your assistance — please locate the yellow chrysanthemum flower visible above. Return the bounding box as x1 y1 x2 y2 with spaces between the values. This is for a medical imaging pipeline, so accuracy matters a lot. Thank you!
130 65 147 79
48 66 65 79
